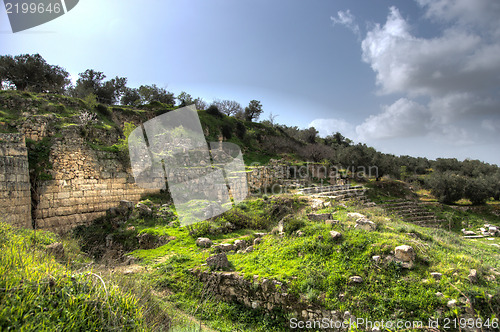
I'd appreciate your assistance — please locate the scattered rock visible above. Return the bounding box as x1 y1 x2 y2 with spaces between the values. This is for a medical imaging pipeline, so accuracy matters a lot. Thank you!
489 226 498 235
136 203 152 217
435 292 444 298
447 299 457 308
462 230 476 236
46 242 64 259
206 253 230 270
118 200 134 216
395 245 416 262
214 243 235 252
430 272 442 280
329 230 342 240
347 212 365 219
372 255 381 263
105 234 113 248
394 245 416 268
296 230 305 237
349 276 363 284
325 219 339 226
137 233 173 249
245 246 254 253
254 232 267 238
196 237 213 248
253 238 262 246
126 226 135 232
234 239 247 250
307 213 333 221
355 218 377 231
468 269 478 284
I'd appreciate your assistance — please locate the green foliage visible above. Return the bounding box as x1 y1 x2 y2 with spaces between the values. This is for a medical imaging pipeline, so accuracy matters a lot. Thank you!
0 53 70 93
464 176 491 205
26 137 53 181
283 217 305 235
115 122 137 152
0 222 148 331
427 171 465 204
244 100 263 122
206 104 223 118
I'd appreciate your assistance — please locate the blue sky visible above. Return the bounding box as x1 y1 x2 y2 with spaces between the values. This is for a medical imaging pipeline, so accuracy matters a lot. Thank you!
1 0 499 165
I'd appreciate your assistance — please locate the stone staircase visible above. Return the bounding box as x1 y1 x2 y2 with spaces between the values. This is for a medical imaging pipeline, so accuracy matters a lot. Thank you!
379 199 445 226
298 184 373 205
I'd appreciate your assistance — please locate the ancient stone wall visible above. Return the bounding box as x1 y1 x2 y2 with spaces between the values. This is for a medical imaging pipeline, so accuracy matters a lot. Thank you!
191 269 352 330
34 126 160 233
0 134 31 229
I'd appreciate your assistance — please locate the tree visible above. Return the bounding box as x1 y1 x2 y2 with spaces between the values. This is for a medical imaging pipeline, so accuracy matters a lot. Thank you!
121 87 141 106
0 53 70 93
427 171 465 204
177 91 194 107
212 99 243 116
194 98 208 110
244 100 263 122
137 84 175 105
464 176 491 205
300 127 318 144
71 69 127 104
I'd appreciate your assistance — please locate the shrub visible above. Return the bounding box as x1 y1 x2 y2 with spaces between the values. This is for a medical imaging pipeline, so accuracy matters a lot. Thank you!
283 217 305 235
427 171 465 204
206 104 223 118
235 122 246 139
463 176 491 205
221 124 232 139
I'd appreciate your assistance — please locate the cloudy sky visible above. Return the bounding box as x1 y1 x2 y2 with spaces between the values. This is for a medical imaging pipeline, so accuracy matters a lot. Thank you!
1 0 499 165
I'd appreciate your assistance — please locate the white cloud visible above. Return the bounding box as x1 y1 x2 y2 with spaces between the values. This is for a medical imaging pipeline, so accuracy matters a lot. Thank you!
331 10 360 36
354 1 500 149
356 98 430 140
308 118 356 139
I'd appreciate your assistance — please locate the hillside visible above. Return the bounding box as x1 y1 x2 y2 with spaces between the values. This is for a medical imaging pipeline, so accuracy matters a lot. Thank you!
0 90 499 331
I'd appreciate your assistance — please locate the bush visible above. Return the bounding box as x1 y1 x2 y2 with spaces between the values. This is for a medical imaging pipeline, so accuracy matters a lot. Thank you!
235 122 246 139
463 176 491 205
206 105 223 118
283 217 305 235
221 124 232 139
427 171 465 204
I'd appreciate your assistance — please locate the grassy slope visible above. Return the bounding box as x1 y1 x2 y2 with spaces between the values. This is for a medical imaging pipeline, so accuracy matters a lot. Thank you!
87 190 500 331
0 222 155 331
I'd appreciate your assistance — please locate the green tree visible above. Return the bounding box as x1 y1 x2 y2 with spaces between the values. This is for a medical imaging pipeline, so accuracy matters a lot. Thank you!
0 53 70 92
427 171 465 204
244 100 263 122
177 91 194 107
138 84 175 105
463 176 491 205
212 99 243 116
71 69 127 104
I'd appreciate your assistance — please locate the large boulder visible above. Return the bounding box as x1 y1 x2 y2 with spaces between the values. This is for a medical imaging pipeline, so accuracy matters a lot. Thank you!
347 212 366 219
206 253 230 270
329 230 342 240
354 218 377 231
394 245 416 268
118 200 134 216
196 237 213 248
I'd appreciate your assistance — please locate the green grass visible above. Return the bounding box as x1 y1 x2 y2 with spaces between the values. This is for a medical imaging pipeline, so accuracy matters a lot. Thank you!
0 222 152 331
70 192 500 331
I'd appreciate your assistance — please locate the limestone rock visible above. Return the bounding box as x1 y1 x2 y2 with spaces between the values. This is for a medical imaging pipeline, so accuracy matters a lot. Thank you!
447 299 457 308
354 218 376 231
395 245 415 262
430 272 442 280
196 237 213 248
206 253 230 270
253 237 262 246
372 255 381 263
468 269 478 284
136 203 152 218
349 276 363 284
329 230 342 240
347 212 366 219
234 239 247 250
